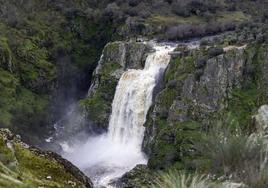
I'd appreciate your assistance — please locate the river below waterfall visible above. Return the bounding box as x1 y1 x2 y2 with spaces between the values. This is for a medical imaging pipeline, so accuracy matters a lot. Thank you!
61 44 175 187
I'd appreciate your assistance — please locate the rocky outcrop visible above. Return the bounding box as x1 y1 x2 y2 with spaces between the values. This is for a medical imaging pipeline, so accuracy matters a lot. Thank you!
117 165 154 188
143 43 268 170
0 129 93 188
80 41 152 131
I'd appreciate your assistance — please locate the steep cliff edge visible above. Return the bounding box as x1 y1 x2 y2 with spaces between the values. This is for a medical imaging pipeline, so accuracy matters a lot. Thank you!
80 41 152 131
0 129 93 188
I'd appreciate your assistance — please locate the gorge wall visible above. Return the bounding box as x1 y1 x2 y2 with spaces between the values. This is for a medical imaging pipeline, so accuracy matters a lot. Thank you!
118 41 268 187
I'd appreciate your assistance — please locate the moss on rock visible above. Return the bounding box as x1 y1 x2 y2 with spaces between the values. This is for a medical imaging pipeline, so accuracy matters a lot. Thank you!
0 129 93 188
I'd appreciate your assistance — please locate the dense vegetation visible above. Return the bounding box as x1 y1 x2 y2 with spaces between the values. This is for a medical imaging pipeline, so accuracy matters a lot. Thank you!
0 0 118 144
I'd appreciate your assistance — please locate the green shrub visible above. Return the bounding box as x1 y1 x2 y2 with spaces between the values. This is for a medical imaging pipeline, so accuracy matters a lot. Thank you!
0 37 12 72
208 47 224 58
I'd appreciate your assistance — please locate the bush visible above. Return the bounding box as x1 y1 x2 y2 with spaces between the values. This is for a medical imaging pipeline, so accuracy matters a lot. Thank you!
171 0 223 17
166 24 203 40
165 20 238 41
195 58 207 69
208 47 224 57
171 2 191 17
128 0 140 7
103 3 124 22
0 37 12 72
125 8 138 17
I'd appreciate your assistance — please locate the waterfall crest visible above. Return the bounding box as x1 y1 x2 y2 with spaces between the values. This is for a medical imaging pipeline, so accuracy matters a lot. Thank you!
63 43 175 187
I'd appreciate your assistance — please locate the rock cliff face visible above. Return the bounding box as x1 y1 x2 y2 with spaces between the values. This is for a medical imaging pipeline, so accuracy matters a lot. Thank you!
142 43 268 170
0 129 93 188
80 41 152 131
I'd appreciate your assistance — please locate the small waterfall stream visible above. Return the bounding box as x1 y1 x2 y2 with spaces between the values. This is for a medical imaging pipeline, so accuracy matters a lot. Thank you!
62 44 175 187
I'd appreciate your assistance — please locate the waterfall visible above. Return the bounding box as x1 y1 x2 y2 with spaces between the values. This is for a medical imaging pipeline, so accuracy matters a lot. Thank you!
108 45 174 147
62 43 175 187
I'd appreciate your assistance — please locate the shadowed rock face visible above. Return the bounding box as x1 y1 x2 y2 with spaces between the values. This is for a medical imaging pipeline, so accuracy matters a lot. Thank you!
0 129 93 188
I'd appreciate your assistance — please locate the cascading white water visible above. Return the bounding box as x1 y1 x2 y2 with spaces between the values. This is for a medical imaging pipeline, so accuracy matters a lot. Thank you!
62 44 175 187
108 45 174 147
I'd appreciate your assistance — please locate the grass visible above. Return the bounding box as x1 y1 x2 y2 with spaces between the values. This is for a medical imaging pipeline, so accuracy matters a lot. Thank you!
215 11 251 23
198 124 268 188
148 11 250 26
147 15 205 25
150 170 221 188
150 123 268 188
